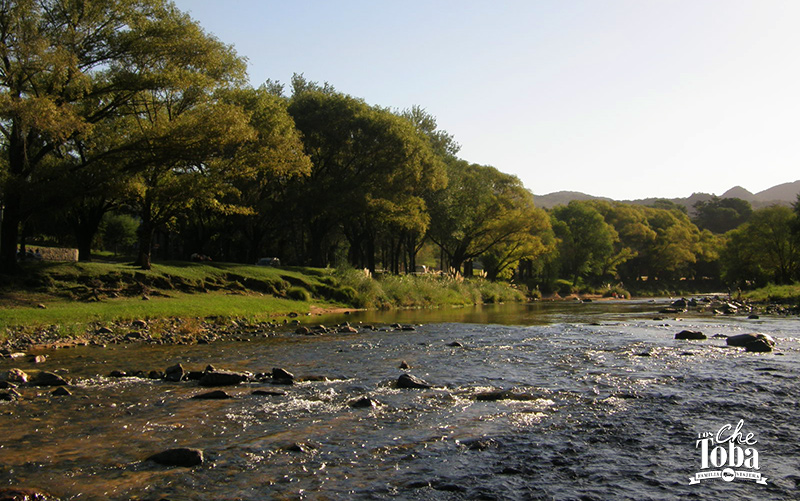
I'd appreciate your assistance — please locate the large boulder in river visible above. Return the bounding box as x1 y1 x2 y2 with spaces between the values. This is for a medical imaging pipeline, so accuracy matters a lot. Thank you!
271 368 294 385
397 373 432 389
727 333 776 352
199 370 249 387
0 487 59 500
164 363 184 382
675 330 707 340
147 447 203 467
31 372 69 387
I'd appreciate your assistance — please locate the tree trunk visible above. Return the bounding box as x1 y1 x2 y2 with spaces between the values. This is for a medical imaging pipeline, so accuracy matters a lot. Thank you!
136 220 154 270
0 190 22 273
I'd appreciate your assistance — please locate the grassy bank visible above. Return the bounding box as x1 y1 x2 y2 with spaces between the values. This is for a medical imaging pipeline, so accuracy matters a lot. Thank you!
743 283 800 303
0 261 526 331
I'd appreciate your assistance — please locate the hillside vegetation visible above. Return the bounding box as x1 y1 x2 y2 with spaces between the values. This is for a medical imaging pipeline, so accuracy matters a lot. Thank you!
0 261 526 330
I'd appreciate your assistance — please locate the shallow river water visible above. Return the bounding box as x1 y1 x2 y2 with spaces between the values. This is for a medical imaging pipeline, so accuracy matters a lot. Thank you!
1 300 799 500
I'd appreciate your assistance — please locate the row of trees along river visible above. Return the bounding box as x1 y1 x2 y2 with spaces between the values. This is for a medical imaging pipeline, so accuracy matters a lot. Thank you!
1 0 798 294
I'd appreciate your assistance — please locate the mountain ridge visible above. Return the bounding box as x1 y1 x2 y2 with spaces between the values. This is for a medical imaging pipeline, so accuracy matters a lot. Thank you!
534 180 800 211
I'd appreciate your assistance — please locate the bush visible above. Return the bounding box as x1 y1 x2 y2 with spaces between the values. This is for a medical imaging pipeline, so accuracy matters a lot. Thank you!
554 279 575 296
286 287 311 301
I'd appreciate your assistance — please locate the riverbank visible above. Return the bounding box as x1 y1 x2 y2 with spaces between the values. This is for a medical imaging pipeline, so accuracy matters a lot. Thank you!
0 261 526 347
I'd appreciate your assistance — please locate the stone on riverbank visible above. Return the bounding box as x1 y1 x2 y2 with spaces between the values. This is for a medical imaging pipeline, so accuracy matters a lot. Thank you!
147 447 203 467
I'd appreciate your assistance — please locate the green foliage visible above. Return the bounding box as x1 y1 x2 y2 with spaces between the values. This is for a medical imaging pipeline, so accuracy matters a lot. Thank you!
332 267 524 309
550 202 616 285
692 196 752 234
721 205 800 285
100 214 138 255
427 159 553 276
553 279 576 296
286 287 311 301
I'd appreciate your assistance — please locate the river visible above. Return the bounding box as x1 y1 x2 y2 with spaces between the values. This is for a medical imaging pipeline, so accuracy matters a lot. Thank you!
1 299 798 500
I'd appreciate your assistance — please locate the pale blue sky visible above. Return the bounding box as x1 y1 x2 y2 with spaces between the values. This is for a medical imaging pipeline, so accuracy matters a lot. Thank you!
172 0 800 200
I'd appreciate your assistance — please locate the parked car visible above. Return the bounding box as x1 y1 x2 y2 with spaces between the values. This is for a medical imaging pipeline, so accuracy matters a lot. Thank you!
256 257 281 267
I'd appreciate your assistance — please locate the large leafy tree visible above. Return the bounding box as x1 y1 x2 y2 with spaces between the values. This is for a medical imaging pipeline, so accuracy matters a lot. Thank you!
287 76 444 270
550 201 616 285
0 0 245 271
692 196 752 234
427 160 546 275
722 205 799 285
204 85 312 263
643 207 701 280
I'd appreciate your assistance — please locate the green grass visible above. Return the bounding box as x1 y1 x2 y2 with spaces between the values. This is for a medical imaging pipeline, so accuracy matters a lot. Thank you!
743 283 800 303
0 291 315 329
0 261 529 331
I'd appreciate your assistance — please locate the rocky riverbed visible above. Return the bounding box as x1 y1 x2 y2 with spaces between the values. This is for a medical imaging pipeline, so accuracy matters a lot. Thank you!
1 299 799 500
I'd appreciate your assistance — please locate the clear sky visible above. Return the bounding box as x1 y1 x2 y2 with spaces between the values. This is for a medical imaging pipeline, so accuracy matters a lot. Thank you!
171 0 800 200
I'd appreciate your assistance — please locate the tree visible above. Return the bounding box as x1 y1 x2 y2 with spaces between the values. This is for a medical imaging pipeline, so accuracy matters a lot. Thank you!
427 160 547 275
101 213 138 256
287 76 445 270
641 207 701 280
722 206 799 285
0 0 234 272
550 201 615 285
197 86 312 263
692 196 752 234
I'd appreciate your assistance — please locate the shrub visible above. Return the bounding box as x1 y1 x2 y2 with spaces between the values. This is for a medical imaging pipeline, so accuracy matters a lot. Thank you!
286 287 311 301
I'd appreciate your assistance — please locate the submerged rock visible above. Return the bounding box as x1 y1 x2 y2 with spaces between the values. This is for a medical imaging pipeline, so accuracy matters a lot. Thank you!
727 333 776 353
675 330 707 340
475 389 537 401
192 390 232 399
199 370 249 387
147 447 203 467
397 373 432 389
350 396 380 408
2 369 28 384
284 442 315 453
271 368 294 385
51 387 71 397
0 487 59 501
0 390 21 401
252 389 286 396
745 339 774 352
31 372 69 387
164 363 184 382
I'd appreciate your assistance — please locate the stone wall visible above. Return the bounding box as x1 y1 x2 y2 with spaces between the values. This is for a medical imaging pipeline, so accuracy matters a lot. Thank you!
28 247 79 262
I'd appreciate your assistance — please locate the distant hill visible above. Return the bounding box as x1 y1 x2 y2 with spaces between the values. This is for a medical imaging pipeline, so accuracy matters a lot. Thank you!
534 191 613 209
753 180 800 203
534 180 800 212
